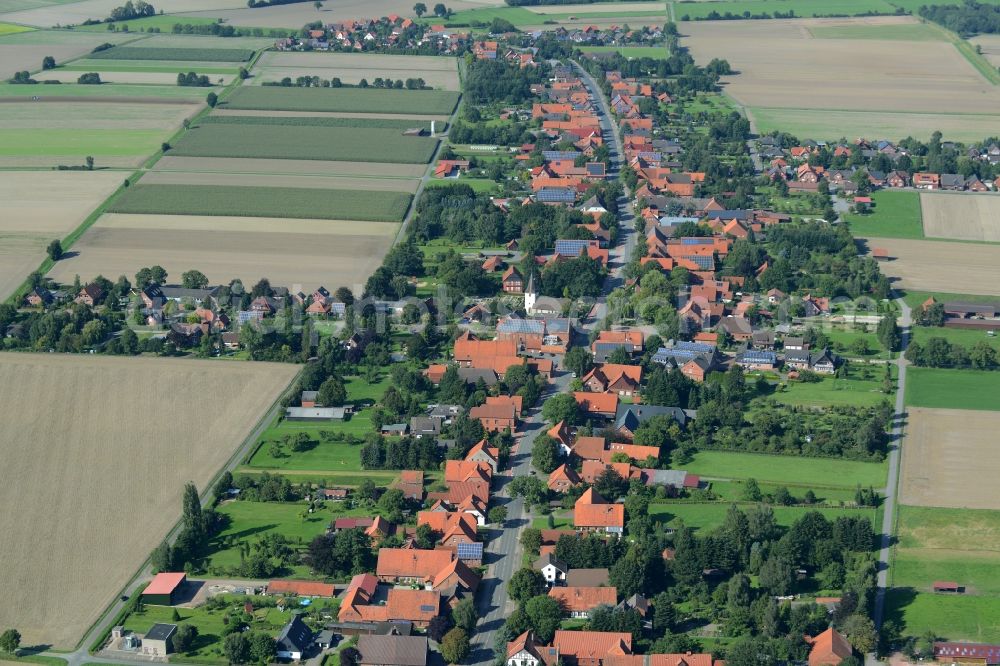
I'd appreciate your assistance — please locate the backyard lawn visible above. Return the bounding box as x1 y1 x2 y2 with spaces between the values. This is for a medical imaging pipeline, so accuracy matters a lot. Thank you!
763 365 894 408
885 589 1000 642
648 503 878 532
844 190 923 239
681 450 888 488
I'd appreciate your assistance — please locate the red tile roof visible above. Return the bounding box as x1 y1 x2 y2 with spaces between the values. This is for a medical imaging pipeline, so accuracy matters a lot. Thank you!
267 580 336 597
552 631 632 660
549 586 618 614
144 572 186 596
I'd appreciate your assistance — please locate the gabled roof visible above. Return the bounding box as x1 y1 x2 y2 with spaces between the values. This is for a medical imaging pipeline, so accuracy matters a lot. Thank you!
552 631 632 660
535 553 569 573
548 463 582 490
376 548 455 580
277 614 313 653
807 627 853 666
549 585 618 613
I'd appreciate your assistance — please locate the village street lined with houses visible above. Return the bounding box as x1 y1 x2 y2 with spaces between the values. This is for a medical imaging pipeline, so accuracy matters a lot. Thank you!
5 2 1000 666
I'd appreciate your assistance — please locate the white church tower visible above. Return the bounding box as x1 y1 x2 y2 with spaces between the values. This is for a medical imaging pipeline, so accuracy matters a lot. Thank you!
524 272 537 314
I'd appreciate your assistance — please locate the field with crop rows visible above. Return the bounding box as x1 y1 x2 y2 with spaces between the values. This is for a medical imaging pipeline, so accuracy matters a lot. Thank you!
171 123 438 163
224 86 460 115
0 353 297 648
199 114 441 131
88 46 253 61
48 213 401 295
109 184 411 222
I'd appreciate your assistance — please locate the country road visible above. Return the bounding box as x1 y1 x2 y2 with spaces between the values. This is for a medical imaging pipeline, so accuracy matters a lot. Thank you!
467 59 633 666
872 297 912 634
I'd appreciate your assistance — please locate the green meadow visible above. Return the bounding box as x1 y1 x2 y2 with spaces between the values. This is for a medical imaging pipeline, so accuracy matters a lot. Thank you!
844 190 924 240
680 450 888 488
905 367 1000 410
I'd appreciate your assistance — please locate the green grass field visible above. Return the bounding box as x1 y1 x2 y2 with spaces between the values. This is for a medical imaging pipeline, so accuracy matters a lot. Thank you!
577 45 669 59
902 290 1000 310
682 450 888 488
88 46 254 61
911 325 1000 352
845 190 924 239
200 114 440 131
905 367 1000 410
172 123 438 163
649 502 878 532
708 479 860 505
765 367 893 409
808 22 943 41
674 0 896 19
224 86 460 115
0 22 34 35
426 177 498 193
886 589 1000 641
0 82 212 99
108 184 411 222
73 15 220 32
0 128 167 156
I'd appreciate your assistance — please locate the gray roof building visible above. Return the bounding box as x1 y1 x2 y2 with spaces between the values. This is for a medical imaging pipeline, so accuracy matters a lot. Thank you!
357 635 428 666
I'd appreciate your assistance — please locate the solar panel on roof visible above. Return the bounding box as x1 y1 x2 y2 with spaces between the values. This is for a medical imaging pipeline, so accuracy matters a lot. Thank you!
681 238 708 245
683 255 715 270
419 605 437 612
457 542 483 560
542 150 581 161
554 239 591 256
537 188 576 203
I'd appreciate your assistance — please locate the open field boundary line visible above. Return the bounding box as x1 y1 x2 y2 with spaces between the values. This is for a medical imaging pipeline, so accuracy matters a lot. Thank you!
79 364 304 653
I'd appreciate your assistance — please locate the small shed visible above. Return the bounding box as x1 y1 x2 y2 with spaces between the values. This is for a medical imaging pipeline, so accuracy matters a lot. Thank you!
142 623 177 656
143 572 186 605
933 581 963 593
872 247 889 261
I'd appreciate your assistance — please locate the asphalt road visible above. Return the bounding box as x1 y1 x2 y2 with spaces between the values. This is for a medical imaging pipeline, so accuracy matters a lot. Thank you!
468 61 632 666
872 297 912 633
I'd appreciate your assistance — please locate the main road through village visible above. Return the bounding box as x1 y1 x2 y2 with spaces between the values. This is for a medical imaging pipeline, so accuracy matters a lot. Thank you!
468 60 634 666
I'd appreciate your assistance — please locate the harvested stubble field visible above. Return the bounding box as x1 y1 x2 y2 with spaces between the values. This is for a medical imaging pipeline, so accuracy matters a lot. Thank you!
154 155 427 177
0 100 198 167
900 408 1000 510
223 86 460 115
527 1 665 12
0 170 123 300
0 29 136 78
171 123 438 163
0 353 298 648
88 46 254 61
252 52 460 90
0 0 246 27
64 58 239 72
47 213 400 293
173 0 506 29
0 82 214 99
681 17 1000 140
200 113 441 130
142 170 420 194
108 183 412 222
920 192 1000 242
865 237 1000 295
972 34 1000 67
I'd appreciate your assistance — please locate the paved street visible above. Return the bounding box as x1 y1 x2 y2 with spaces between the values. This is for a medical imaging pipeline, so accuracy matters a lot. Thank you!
468 60 631 666
873 298 912 632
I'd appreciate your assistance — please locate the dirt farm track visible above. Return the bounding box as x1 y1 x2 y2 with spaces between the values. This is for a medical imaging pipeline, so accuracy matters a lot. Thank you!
900 408 1000 510
0 354 298 649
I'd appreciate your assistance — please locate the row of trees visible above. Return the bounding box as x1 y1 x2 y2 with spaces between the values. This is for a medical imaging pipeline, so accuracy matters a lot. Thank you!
905 337 999 370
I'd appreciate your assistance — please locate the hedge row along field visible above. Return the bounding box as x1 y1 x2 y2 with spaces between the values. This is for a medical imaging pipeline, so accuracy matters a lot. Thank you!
201 115 444 131
89 47 254 62
109 184 412 222
223 86 461 115
171 124 438 163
